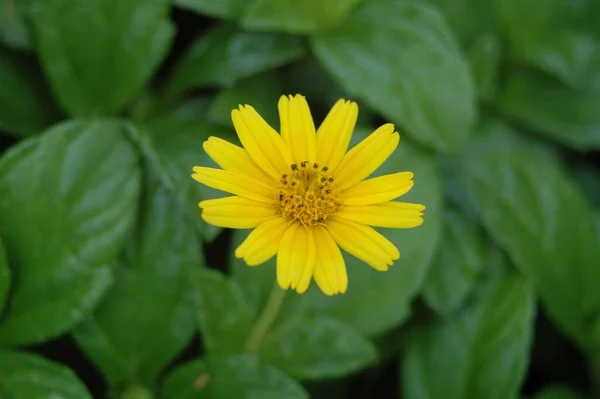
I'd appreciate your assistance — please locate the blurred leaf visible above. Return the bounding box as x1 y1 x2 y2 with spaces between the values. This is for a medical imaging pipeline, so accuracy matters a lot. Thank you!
165 24 305 102
0 349 92 398
241 0 363 34
494 0 599 86
0 51 60 137
231 128 443 337
30 0 174 117
161 355 308 399
312 0 476 153
0 238 9 315
165 96 213 123
529 386 585 399
260 315 378 379
422 205 486 315
0 0 31 49
73 173 200 386
425 0 494 47
468 33 501 101
403 269 535 399
0 120 140 345
208 72 282 128
570 162 600 208
496 68 600 150
194 268 256 354
458 121 600 350
133 117 228 242
174 0 248 19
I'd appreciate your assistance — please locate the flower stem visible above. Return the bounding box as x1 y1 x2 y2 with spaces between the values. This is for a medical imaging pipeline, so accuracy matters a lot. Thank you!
245 284 287 352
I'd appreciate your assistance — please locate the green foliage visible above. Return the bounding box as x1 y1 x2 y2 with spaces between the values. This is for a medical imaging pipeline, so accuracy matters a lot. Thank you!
311 0 476 153
0 0 599 397
403 268 535 399
0 349 92 398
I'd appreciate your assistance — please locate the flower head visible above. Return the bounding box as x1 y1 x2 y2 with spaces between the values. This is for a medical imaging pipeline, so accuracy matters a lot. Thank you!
192 95 425 295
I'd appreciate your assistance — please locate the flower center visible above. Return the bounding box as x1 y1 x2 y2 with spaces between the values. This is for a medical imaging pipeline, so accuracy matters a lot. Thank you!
276 161 339 226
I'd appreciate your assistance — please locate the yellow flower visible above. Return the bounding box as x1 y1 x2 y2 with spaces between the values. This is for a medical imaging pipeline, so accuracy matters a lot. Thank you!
192 95 425 295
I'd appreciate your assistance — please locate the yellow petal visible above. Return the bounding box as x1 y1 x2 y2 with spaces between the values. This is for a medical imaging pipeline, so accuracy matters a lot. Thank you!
231 105 293 178
278 94 317 163
337 172 415 205
235 217 290 266
203 136 272 185
192 166 274 203
313 225 347 295
277 223 316 293
326 216 399 271
333 124 399 191
199 196 279 229
335 202 425 228
316 99 358 171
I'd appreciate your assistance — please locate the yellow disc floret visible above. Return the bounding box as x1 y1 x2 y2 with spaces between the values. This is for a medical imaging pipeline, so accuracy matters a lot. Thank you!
277 160 339 226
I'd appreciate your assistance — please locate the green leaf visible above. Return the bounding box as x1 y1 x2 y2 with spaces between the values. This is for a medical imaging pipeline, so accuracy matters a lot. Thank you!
425 0 495 47
0 349 92 398
0 0 32 49
231 128 443 337
73 172 200 386
133 118 228 242
0 51 60 137
174 0 248 19
311 0 476 153
496 68 600 150
260 315 378 379
468 33 501 101
194 268 255 354
162 355 308 399
0 120 141 345
30 0 174 117
207 72 282 128
493 0 599 86
529 386 585 399
402 269 535 399
0 238 9 315
165 24 305 102
422 205 486 315
570 161 600 208
458 121 600 350
241 0 363 34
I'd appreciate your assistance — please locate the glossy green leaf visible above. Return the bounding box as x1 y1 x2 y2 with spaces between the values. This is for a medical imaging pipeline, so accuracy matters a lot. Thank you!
422 205 486 315
165 24 305 102
496 68 600 150
30 0 174 116
161 355 308 399
458 121 600 350
0 51 60 137
403 270 535 399
207 72 282 128
493 0 599 86
241 0 363 34
0 238 9 315
174 0 248 19
134 118 228 242
311 0 476 152
231 128 443 337
194 268 256 354
468 33 501 101
73 173 200 386
529 386 585 399
0 121 140 345
0 0 31 49
260 315 378 379
0 349 92 398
